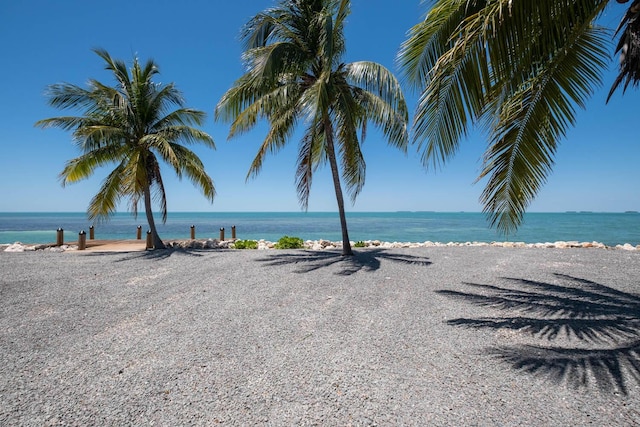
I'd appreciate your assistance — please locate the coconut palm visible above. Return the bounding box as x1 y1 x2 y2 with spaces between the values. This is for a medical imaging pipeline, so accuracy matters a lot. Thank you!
216 0 408 256
35 48 216 249
399 0 640 235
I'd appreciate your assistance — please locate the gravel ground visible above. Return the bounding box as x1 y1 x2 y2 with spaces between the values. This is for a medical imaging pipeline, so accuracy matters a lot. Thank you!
1 247 639 426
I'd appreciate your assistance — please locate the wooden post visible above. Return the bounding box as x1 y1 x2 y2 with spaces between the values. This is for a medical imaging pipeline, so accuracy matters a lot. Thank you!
219 227 225 241
89 226 95 240
190 225 195 240
146 230 153 249
56 228 64 246
137 226 142 240
231 225 236 240
78 230 86 250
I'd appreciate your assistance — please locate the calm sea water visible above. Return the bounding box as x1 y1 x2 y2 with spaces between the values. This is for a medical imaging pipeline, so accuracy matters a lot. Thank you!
1 211 639 246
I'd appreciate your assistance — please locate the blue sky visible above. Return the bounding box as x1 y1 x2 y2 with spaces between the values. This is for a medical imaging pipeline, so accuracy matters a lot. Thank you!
0 0 637 213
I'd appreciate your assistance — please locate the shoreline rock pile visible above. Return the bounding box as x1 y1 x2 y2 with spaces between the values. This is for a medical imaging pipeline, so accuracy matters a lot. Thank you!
2 239 639 253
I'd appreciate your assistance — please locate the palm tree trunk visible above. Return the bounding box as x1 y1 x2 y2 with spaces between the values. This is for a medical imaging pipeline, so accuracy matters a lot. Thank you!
324 118 353 256
143 186 166 249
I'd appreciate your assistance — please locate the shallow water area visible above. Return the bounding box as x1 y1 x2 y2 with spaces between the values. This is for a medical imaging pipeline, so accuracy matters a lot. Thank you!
1 211 639 246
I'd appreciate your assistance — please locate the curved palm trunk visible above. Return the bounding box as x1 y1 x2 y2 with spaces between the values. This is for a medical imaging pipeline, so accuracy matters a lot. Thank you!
324 118 353 256
143 186 166 249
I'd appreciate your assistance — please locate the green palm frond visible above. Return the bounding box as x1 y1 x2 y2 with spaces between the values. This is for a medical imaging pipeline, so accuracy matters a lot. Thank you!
247 96 300 180
39 83 95 112
170 144 216 201
346 62 409 149
229 82 300 138
147 157 168 223
479 24 609 234
335 108 365 203
398 0 483 90
153 108 207 130
87 162 128 221
59 143 128 185
35 116 89 133
608 0 640 100
399 0 613 233
296 118 325 209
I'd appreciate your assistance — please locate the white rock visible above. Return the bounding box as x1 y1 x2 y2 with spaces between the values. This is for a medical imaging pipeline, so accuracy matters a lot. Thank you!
618 243 636 251
4 243 25 252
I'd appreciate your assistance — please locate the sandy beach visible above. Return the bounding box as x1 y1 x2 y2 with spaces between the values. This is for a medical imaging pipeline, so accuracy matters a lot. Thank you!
1 246 639 425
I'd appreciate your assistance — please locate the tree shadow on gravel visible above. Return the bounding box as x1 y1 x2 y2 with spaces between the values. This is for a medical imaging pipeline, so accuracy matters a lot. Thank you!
258 248 432 275
95 248 209 262
437 274 640 395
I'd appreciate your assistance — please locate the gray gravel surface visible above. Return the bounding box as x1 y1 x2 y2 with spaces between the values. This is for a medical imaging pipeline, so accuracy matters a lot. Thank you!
1 247 639 426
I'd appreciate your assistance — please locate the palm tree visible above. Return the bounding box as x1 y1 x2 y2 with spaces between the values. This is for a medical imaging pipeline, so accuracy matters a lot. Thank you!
35 48 216 249
398 0 640 235
216 0 408 256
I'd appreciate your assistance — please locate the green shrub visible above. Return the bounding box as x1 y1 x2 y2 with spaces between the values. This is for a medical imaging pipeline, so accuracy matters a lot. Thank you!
275 235 304 249
354 241 366 248
234 239 258 249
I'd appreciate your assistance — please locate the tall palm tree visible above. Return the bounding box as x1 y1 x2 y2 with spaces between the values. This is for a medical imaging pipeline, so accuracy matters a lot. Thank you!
36 48 216 249
216 0 408 256
399 0 639 235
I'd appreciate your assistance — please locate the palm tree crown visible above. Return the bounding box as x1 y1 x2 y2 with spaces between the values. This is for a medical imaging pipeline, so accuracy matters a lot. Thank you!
399 0 639 235
216 0 408 255
36 48 216 248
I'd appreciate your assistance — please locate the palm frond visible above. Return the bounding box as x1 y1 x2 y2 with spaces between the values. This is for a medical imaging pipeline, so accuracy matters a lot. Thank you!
296 118 325 209
608 0 640 100
247 98 300 180
399 0 612 233
153 108 206 130
171 144 216 201
35 116 89 132
398 0 482 90
479 24 609 234
336 111 366 204
58 143 127 185
39 83 94 111
148 157 168 223
346 62 409 149
87 162 127 221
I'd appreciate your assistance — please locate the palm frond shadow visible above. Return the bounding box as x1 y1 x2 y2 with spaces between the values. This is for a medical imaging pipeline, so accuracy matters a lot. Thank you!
111 247 207 262
437 274 640 394
258 248 431 275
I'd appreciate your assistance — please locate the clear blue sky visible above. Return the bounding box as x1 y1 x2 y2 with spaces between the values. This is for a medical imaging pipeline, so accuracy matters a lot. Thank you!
0 0 637 213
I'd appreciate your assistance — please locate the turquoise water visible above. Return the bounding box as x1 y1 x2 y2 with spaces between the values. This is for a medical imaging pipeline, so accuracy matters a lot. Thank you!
1 212 639 246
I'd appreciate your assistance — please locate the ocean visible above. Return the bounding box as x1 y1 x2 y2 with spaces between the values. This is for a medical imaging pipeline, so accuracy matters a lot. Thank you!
1 211 639 246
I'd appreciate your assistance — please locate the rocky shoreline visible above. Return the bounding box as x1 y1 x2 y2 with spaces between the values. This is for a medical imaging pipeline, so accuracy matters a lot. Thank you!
2 238 639 252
